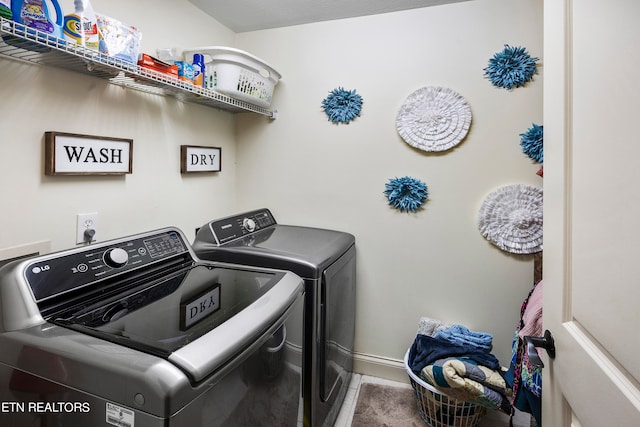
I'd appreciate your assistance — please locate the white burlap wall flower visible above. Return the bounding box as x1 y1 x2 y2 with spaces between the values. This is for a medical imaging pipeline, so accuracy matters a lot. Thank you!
396 86 472 152
478 184 543 254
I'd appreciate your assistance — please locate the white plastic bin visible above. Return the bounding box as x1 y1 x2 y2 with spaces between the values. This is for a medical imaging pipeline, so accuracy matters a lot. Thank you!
182 46 281 108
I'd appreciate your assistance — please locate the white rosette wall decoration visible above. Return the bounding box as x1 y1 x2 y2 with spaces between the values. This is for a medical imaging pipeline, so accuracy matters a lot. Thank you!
478 184 543 254
396 86 472 152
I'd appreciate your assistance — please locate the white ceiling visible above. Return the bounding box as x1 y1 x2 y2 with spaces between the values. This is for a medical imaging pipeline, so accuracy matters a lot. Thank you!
188 0 472 33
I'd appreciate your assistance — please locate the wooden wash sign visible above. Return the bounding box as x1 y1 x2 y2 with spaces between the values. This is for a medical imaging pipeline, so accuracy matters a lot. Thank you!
45 132 133 175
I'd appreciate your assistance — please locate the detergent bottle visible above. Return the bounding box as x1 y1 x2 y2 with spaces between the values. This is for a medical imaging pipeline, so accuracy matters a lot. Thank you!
63 0 99 50
192 53 206 87
11 0 64 40
0 0 12 20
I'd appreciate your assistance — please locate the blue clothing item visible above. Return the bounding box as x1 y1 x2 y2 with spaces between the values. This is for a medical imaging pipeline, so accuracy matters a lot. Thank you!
505 364 541 426
408 334 501 375
434 324 493 352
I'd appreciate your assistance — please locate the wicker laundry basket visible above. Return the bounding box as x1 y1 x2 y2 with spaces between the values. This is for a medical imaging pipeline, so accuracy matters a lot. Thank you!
404 350 487 427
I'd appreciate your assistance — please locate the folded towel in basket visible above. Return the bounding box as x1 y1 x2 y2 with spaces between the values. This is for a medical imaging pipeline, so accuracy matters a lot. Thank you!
417 317 452 337
408 334 501 375
434 324 493 352
421 357 512 414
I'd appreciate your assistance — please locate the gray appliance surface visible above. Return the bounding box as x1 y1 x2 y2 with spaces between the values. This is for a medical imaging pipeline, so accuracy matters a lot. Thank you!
193 208 356 427
192 209 354 278
0 227 304 426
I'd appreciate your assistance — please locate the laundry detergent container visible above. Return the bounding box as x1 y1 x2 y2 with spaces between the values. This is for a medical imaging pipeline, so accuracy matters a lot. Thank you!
183 46 281 108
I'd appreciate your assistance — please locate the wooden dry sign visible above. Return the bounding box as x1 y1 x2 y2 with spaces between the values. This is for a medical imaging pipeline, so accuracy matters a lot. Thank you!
45 132 133 175
180 145 221 173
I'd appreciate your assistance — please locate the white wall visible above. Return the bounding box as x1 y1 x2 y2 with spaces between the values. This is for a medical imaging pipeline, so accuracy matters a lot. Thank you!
0 0 238 252
234 0 543 371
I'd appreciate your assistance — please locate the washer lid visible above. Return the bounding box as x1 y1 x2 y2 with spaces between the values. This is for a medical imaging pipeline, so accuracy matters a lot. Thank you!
167 268 303 382
52 264 303 383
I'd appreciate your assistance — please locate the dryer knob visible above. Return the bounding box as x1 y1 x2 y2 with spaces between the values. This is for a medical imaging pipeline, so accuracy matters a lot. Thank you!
104 248 129 268
242 218 256 233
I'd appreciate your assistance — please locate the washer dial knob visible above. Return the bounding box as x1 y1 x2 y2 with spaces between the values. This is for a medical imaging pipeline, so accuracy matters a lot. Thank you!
104 248 129 268
242 218 256 233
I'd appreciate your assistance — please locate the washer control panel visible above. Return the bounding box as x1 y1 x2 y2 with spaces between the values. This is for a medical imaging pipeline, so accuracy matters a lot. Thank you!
25 229 189 303
207 208 276 245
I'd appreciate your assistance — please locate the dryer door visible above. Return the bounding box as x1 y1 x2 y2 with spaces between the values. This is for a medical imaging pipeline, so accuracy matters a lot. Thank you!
320 245 355 401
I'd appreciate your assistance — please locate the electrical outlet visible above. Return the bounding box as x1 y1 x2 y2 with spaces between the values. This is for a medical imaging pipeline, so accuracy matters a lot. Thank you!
77 213 98 244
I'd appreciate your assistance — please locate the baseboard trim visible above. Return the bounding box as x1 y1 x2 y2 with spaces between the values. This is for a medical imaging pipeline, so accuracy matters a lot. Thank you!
352 352 408 384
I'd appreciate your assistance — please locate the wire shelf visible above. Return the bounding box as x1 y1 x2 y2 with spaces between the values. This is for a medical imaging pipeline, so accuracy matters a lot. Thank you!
0 17 276 118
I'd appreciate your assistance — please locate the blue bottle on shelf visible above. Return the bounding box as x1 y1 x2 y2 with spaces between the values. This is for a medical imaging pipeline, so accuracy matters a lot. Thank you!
193 53 206 88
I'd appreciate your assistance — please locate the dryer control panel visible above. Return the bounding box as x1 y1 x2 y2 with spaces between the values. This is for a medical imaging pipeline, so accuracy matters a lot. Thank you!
206 208 276 245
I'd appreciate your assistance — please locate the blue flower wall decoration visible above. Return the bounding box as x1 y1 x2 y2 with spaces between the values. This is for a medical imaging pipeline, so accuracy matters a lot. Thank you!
384 176 429 213
484 45 539 90
520 123 543 163
321 87 363 124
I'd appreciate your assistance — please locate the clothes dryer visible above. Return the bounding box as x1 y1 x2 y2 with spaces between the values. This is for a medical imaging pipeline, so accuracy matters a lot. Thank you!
193 209 355 427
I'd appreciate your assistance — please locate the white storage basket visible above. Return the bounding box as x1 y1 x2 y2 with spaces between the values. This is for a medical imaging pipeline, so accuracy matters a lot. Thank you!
404 350 487 427
183 46 281 108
